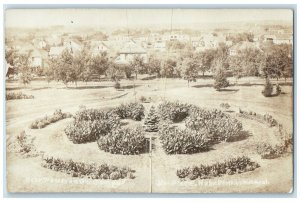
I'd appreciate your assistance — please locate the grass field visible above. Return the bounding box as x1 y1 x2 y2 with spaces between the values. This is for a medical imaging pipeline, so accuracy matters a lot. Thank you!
5 77 293 193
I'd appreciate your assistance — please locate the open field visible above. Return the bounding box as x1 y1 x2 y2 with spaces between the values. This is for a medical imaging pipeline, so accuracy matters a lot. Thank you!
6 77 293 193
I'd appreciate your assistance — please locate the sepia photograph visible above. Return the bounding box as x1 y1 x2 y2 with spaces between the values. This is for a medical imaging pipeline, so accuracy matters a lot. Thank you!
4 8 294 193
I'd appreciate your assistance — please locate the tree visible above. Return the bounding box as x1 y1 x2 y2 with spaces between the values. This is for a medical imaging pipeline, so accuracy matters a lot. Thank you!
147 55 162 77
15 53 32 86
72 48 91 86
197 50 214 76
262 44 292 80
180 58 198 87
143 106 159 132
262 77 273 97
129 55 145 79
122 64 134 79
160 58 176 78
106 62 122 83
54 49 73 87
228 55 243 84
213 61 229 91
90 53 109 79
5 48 16 67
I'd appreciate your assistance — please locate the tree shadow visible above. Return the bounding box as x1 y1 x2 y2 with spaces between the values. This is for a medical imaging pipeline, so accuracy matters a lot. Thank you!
192 84 213 88
217 88 239 92
67 85 110 90
6 87 25 91
121 85 141 89
31 87 51 91
226 130 252 142
141 75 157 80
224 110 235 113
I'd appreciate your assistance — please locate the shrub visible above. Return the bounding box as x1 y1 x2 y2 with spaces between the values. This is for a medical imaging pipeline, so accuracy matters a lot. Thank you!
65 108 120 144
30 109 72 129
213 68 229 91
176 156 260 180
159 126 211 154
220 103 230 109
113 102 145 121
7 131 39 158
41 156 135 180
263 113 278 127
6 92 34 100
186 108 243 142
275 84 282 95
262 78 273 97
143 106 160 132
238 108 278 127
114 82 121 89
97 127 147 155
139 96 147 103
157 101 191 122
256 143 283 159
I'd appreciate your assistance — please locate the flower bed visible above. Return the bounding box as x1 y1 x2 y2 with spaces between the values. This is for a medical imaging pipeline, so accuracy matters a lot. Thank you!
113 102 145 121
6 92 34 100
186 108 243 142
97 127 147 155
176 156 260 180
7 131 40 158
157 101 191 122
159 125 211 154
41 156 135 180
238 109 278 127
30 109 72 129
65 107 120 144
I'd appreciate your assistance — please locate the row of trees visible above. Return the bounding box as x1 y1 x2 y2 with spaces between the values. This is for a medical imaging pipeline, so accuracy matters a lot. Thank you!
7 42 292 89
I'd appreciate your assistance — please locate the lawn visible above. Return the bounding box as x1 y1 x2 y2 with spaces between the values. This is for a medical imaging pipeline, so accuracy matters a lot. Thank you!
5 77 293 193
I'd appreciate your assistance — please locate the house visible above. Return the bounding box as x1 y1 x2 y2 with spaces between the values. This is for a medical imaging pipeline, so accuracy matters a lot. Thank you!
115 40 148 65
46 35 62 46
263 34 276 43
32 38 47 49
273 34 293 44
153 41 166 51
228 41 261 56
29 49 49 68
63 40 82 54
49 46 65 58
263 34 293 44
90 41 109 56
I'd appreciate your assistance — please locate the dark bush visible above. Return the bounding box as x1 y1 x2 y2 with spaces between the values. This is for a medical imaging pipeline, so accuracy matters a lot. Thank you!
97 127 147 155
176 156 260 180
275 84 282 95
186 108 243 142
65 108 120 144
157 101 191 122
143 106 160 132
113 102 145 121
262 78 273 97
159 125 211 154
114 82 121 89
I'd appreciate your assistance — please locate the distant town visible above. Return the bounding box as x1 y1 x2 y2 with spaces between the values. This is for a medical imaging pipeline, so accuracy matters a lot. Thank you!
5 21 293 80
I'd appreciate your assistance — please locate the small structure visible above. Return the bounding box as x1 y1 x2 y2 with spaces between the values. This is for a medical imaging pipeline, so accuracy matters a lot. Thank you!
115 40 148 65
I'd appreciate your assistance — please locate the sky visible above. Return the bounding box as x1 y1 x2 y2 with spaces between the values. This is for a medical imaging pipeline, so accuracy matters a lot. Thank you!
5 9 293 28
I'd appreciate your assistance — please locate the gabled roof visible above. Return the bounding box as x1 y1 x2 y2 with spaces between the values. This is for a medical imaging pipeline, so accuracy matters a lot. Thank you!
119 40 146 54
30 49 48 59
229 41 260 51
274 34 292 40
49 46 65 56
